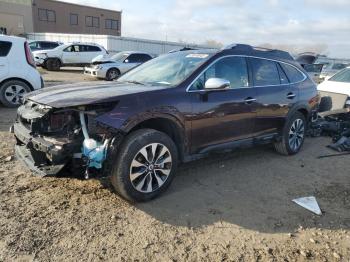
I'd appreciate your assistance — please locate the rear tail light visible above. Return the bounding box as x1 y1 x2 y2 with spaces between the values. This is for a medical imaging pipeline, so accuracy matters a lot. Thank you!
24 41 36 68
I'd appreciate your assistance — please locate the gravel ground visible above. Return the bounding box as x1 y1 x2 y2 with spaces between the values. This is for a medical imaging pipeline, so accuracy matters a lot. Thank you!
0 69 349 261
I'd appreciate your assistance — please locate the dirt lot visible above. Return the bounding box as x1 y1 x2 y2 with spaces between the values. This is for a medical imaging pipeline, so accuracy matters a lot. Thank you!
0 69 349 261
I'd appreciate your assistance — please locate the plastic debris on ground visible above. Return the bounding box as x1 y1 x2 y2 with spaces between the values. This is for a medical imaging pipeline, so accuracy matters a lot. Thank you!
292 196 322 215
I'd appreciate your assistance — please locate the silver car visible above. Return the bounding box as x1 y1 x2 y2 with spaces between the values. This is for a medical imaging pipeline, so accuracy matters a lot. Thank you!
84 51 153 81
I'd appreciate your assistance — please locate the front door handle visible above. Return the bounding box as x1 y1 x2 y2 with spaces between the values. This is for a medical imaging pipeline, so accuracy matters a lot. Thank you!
287 93 296 99
244 97 257 104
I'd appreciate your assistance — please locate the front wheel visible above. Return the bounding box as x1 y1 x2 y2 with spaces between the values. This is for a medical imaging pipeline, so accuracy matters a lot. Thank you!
105 68 120 81
110 129 178 202
274 112 306 155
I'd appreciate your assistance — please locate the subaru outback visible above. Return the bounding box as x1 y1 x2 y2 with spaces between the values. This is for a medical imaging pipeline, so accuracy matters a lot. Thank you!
12 44 318 202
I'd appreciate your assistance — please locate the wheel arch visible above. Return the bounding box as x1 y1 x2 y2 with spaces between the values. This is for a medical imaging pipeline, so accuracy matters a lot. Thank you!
44 57 63 65
127 116 186 162
0 77 34 91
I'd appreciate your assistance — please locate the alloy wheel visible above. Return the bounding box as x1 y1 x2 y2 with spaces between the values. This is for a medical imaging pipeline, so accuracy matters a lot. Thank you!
4 85 26 105
108 69 119 80
288 119 305 151
129 143 172 193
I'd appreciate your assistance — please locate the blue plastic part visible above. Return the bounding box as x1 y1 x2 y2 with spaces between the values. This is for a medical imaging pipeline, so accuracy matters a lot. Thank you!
82 140 108 169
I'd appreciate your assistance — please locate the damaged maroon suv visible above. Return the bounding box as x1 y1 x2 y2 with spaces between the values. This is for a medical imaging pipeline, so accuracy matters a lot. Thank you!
12 44 318 202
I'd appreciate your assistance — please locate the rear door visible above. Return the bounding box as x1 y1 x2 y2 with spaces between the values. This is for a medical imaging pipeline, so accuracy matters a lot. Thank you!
0 41 11 79
250 57 300 135
83 45 103 64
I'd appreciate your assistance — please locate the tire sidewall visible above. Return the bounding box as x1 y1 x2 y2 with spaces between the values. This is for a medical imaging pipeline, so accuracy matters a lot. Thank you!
47 58 60 71
106 68 119 81
282 112 306 155
0 80 31 108
111 129 178 202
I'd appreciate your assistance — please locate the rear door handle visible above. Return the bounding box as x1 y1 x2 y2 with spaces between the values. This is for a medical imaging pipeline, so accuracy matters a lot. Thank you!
287 93 296 99
244 97 257 104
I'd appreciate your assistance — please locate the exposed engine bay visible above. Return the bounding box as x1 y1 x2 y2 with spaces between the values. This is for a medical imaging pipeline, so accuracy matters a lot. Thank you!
12 100 121 178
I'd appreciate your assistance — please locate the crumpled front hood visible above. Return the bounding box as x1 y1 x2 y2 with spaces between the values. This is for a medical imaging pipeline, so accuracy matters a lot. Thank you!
25 81 167 108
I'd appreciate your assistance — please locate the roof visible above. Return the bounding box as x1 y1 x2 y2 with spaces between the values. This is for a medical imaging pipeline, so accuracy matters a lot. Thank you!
0 35 26 43
221 44 294 61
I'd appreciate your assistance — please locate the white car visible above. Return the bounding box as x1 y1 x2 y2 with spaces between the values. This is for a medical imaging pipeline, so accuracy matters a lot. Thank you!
33 42 108 71
84 51 153 81
318 67 350 109
0 35 43 107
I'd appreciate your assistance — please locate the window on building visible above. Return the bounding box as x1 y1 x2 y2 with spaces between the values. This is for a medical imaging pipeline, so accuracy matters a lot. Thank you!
70 13 78 25
105 19 118 30
86 16 99 28
38 8 56 22
93 17 99 28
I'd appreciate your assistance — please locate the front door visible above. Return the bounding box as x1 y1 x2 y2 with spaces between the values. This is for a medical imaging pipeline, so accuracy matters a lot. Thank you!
62 45 80 64
189 56 257 153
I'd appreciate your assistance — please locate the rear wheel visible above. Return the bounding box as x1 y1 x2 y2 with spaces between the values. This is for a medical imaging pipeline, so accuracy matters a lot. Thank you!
0 80 31 108
46 58 61 71
106 68 120 81
110 129 178 202
274 112 306 155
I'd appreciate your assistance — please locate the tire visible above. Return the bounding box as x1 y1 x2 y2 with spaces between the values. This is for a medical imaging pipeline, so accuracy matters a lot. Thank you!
105 68 120 81
274 112 306 155
46 58 61 71
318 96 332 112
0 80 31 108
110 129 178 202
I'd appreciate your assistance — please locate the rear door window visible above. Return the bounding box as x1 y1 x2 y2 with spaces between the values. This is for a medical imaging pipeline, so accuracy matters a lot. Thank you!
0 41 12 57
86 45 101 52
250 58 280 86
280 63 305 83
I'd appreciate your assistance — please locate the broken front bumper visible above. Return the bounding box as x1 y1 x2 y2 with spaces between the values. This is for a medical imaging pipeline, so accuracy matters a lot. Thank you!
12 121 80 177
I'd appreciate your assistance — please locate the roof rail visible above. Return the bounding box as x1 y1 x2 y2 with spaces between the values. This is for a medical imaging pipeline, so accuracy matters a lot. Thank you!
168 47 198 53
223 43 293 60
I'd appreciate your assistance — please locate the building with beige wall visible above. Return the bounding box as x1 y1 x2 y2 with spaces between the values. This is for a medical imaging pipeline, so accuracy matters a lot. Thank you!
0 0 34 35
32 0 121 36
0 0 122 36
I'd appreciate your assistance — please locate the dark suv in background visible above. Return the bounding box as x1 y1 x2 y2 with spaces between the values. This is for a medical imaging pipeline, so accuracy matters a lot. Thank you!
12 44 318 202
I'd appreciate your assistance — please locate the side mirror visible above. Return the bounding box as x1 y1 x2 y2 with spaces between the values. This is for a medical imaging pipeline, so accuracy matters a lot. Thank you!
204 78 230 90
124 59 129 63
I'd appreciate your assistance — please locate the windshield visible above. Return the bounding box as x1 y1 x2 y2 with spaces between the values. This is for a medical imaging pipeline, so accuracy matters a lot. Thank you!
329 68 350 83
117 51 214 86
111 52 129 62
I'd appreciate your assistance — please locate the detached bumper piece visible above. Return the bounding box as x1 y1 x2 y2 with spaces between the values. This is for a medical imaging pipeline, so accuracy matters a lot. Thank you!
13 122 79 177
15 145 65 177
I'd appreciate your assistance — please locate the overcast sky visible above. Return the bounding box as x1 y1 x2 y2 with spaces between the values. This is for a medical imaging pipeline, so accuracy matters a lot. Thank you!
61 0 350 58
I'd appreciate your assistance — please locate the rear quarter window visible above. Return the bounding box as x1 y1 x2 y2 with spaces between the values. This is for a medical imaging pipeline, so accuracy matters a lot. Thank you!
0 41 12 57
280 63 305 83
